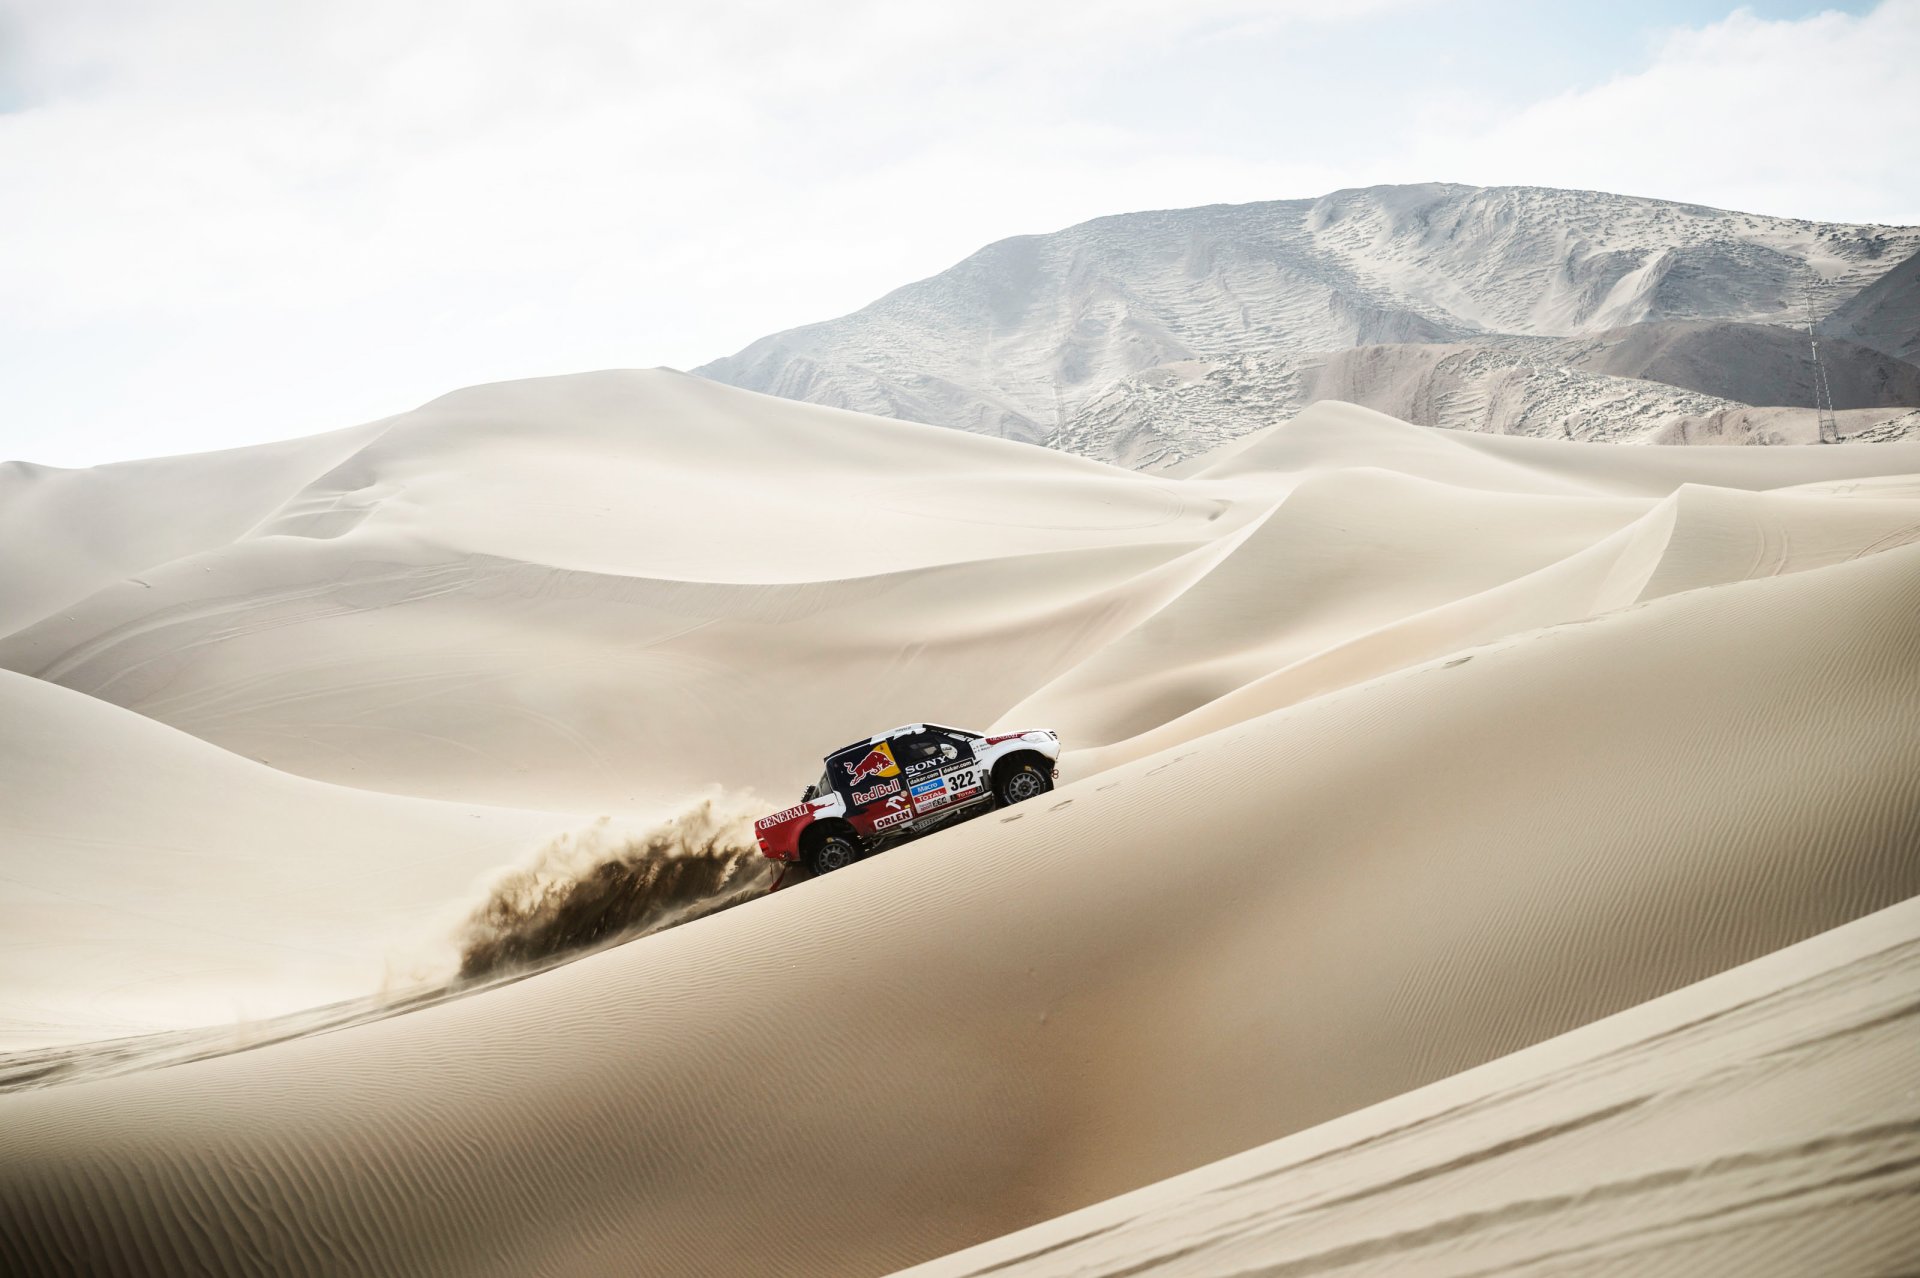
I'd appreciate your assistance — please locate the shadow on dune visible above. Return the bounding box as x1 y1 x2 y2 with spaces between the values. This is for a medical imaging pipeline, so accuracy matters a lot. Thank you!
456 799 775 982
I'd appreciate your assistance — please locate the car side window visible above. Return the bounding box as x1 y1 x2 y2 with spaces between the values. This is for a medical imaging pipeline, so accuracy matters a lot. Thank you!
892 732 955 770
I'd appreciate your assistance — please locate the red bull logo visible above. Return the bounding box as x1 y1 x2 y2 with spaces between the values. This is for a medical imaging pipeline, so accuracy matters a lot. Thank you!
851 778 901 805
843 742 900 783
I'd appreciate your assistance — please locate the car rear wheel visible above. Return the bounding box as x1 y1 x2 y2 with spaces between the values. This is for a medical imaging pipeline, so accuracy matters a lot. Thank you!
995 761 1052 807
807 832 862 876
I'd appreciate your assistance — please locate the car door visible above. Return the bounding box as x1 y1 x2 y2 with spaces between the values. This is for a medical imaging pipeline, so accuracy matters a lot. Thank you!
827 739 912 836
891 728 982 820
928 727 989 809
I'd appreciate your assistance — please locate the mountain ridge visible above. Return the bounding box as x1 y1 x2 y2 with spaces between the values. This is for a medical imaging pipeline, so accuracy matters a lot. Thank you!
696 183 1920 466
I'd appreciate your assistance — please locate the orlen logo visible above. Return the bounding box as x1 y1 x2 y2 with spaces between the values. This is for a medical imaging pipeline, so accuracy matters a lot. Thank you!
842 742 900 783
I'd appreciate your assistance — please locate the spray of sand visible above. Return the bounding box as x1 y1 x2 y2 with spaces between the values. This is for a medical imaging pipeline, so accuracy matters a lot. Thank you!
0 799 780 1092
456 797 775 981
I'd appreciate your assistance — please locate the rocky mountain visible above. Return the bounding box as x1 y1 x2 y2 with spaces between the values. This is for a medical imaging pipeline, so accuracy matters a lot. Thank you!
1060 321 1920 463
1821 246 1920 364
696 184 1920 466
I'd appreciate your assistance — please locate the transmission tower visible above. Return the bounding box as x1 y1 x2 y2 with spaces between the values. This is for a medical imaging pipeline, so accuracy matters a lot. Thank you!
1804 284 1840 444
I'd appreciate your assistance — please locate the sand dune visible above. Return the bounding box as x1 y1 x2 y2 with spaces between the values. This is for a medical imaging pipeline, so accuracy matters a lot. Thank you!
6 374 1917 813
0 372 1229 811
4 394 1919 1272
0 422 384 637
0 667 577 1048
907 895 1920 1277
2 373 1918 1274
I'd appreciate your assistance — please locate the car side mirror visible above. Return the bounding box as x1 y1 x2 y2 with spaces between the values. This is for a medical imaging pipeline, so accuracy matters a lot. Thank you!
802 784 818 802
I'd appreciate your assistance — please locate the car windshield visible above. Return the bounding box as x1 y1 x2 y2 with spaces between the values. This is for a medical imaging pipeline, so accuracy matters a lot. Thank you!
816 770 832 797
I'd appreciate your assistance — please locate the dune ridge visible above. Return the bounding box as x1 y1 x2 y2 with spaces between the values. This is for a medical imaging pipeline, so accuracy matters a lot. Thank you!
2 373 1918 1274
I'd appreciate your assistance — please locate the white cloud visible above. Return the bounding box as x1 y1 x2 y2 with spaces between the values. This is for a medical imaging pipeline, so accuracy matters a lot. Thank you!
3 0 1392 462
1402 2 1920 224
0 0 1914 464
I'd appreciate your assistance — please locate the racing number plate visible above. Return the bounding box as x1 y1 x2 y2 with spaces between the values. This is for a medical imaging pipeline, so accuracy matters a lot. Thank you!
912 764 984 813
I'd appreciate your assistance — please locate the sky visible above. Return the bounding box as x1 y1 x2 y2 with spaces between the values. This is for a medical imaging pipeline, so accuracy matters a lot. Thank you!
2 0 1915 465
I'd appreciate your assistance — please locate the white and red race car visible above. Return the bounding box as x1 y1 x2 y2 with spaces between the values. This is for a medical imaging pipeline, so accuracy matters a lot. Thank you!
755 724 1061 878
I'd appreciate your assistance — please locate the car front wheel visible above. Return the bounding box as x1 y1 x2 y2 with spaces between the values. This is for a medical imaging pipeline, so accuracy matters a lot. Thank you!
995 761 1053 808
807 832 862 876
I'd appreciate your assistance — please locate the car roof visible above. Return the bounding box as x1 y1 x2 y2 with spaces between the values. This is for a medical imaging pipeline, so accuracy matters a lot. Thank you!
826 724 979 758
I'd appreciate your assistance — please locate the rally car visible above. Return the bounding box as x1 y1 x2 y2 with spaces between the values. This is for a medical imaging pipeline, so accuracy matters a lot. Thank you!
755 724 1061 878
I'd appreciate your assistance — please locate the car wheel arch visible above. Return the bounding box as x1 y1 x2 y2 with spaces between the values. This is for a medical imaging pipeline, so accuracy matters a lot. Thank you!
799 818 860 859
990 750 1053 789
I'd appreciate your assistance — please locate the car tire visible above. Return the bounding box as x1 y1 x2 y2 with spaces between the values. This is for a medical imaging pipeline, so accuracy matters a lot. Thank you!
994 760 1053 808
807 831 862 876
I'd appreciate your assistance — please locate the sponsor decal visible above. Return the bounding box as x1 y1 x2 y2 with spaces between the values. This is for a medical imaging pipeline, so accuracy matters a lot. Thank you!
842 742 900 783
755 804 810 830
851 777 901 805
872 809 911 830
909 776 946 798
983 733 1032 745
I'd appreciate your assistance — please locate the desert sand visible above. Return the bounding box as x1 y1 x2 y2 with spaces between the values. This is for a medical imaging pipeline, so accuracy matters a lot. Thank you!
2 370 1917 1274
907 894 1920 1276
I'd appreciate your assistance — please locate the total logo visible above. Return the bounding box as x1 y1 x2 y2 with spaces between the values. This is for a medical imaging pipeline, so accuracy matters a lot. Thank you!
843 742 901 783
